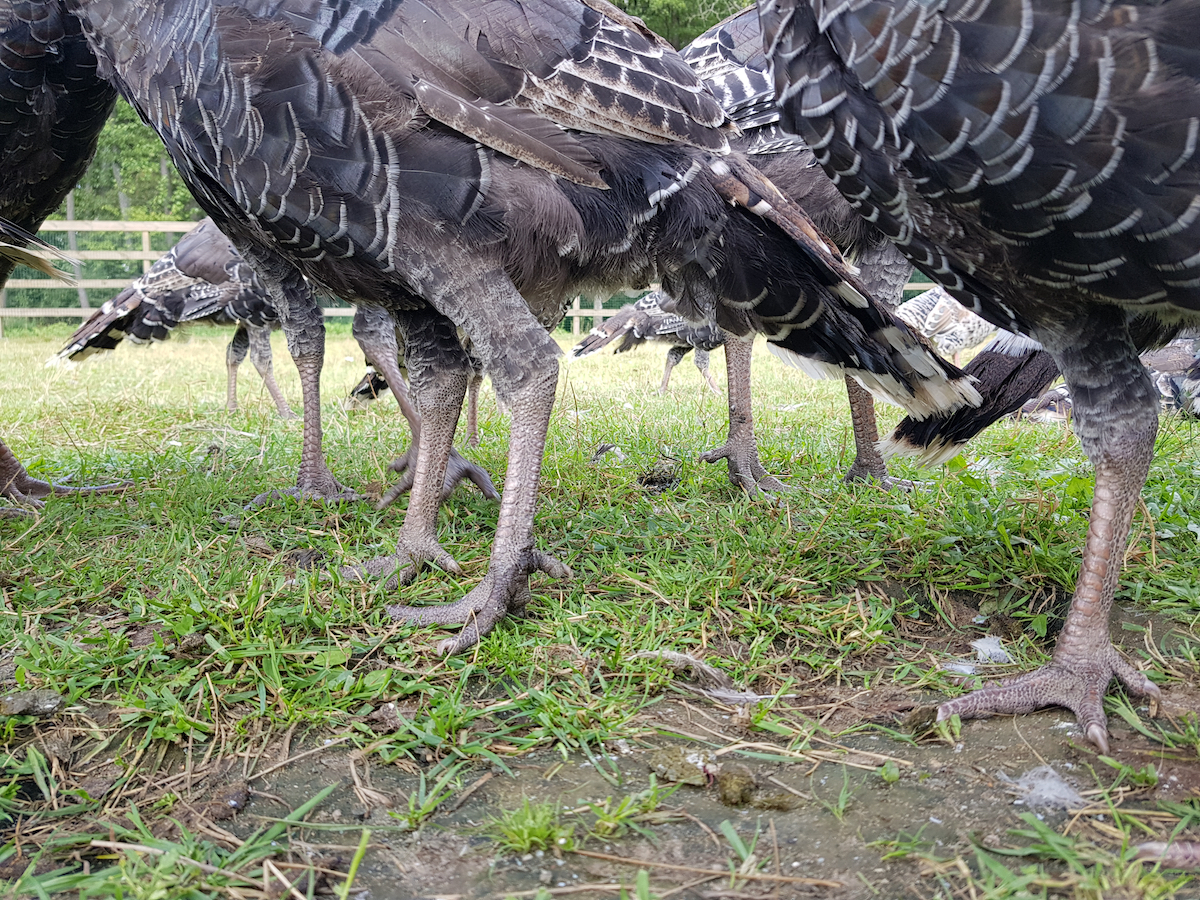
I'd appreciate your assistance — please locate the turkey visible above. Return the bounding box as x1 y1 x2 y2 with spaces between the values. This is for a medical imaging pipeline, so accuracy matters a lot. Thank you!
895 286 996 367
349 306 497 507
1018 336 1200 422
58 217 297 419
679 8 982 490
0 0 124 517
66 0 979 654
59 219 497 500
570 290 726 394
762 0 1200 749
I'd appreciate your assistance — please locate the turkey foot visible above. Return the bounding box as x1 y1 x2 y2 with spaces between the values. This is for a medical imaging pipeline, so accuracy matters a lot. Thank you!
1 440 128 516
704 337 789 496
244 464 361 509
378 445 499 510
938 643 1159 754
699 438 788 495
339 526 463 590
387 550 571 655
842 460 921 492
841 377 923 491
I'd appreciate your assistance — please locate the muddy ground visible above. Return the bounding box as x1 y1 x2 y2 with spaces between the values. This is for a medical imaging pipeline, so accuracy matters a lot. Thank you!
5 603 1197 899
227 690 1196 900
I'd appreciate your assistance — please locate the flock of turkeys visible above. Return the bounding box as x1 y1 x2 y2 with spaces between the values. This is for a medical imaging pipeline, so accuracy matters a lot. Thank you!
2 0 1199 759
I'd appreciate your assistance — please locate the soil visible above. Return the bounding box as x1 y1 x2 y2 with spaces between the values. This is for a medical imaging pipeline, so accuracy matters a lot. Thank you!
227 682 1197 900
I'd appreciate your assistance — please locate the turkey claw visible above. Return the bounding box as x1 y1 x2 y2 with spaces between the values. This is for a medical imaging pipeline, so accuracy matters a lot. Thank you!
699 441 789 496
843 464 927 492
340 531 463 589
244 484 362 509
937 646 1160 754
378 447 499 510
2 470 129 517
388 550 572 655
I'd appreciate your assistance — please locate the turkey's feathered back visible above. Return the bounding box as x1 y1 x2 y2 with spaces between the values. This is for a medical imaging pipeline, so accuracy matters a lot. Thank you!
681 8 802 155
682 8 893 272
0 0 117 284
761 0 1200 334
65 0 976 420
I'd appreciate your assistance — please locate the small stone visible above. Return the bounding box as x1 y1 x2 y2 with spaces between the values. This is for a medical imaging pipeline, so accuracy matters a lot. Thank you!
0 689 63 717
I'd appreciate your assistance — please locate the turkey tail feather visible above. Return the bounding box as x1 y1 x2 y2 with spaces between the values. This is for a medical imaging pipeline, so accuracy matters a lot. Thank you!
881 333 1060 465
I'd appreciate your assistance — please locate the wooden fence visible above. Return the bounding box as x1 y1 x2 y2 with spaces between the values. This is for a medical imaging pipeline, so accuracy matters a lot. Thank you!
0 219 936 337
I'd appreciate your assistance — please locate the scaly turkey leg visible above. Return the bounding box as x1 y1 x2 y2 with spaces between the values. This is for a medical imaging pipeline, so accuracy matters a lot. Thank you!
700 337 788 494
938 314 1161 752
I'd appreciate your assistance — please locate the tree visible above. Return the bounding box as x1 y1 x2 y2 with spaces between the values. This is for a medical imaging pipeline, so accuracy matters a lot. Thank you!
68 100 202 223
615 0 745 48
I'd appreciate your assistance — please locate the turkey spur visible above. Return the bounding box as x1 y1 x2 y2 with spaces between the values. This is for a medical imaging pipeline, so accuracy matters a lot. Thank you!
762 0 1200 748
67 0 978 653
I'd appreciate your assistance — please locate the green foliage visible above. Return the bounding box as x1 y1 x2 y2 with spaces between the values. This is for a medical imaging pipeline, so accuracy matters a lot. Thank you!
614 0 746 48
486 800 576 854
69 101 202 223
2 327 1199 897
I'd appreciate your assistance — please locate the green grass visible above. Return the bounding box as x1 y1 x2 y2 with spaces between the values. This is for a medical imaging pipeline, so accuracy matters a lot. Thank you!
2 321 1199 896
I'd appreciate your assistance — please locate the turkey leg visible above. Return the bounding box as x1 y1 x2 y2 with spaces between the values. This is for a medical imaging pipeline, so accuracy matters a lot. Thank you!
225 324 248 412
938 314 1161 752
700 336 788 494
352 306 496 507
693 347 721 394
342 312 476 586
385 272 570 654
842 377 917 490
246 324 297 419
241 251 358 506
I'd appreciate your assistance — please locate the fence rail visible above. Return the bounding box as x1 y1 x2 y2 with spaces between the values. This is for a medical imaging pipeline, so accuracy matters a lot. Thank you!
0 218 936 336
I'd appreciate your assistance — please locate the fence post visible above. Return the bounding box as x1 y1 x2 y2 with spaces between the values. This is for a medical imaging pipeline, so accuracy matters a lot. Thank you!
65 192 89 308
592 294 603 332
142 229 152 273
571 296 581 336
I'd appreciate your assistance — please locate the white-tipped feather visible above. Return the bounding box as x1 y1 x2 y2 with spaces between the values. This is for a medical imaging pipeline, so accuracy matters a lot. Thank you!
766 344 846 381
0 243 77 283
768 343 983 419
878 433 965 466
832 281 870 308
985 329 1044 356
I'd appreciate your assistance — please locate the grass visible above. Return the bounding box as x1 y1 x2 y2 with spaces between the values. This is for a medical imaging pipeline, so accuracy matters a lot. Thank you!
2 321 1199 896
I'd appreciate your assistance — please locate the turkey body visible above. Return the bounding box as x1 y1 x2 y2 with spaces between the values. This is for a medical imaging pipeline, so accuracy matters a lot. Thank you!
66 0 978 652
570 290 726 394
762 0 1200 748
60 217 496 497
1019 335 1200 422
59 218 297 418
0 0 122 516
681 8 921 489
895 286 996 367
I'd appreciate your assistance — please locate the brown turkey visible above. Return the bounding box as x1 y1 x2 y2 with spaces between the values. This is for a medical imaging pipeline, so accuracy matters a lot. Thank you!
59 217 297 419
761 0 1200 749
65 0 980 653
570 289 726 394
